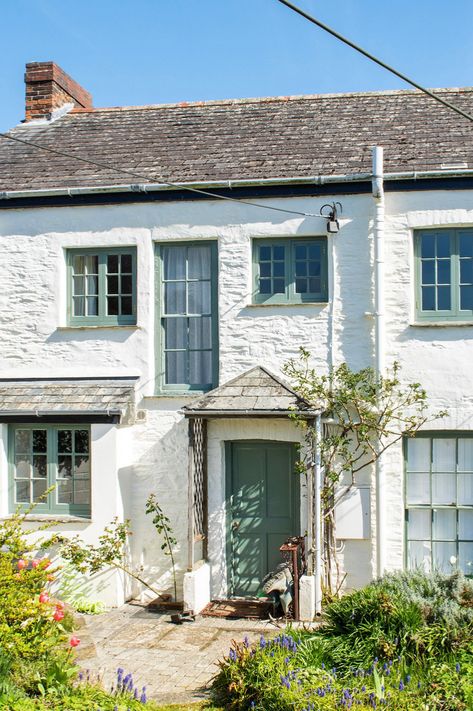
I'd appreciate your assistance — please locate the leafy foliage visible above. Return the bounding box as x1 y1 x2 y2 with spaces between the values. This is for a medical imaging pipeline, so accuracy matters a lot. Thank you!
283 348 446 590
212 570 473 710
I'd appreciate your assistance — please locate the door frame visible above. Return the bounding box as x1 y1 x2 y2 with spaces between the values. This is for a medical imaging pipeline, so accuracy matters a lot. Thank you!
224 439 300 597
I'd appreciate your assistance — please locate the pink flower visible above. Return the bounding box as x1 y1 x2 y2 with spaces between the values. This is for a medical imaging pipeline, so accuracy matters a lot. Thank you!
17 559 27 570
69 636 80 648
53 610 64 622
39 592 49 604
31 559 40 568
55 600 65 610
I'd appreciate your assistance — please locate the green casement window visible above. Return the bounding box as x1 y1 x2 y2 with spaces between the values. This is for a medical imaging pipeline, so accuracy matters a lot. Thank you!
253 237 328 304
156 242 218 392
405 434 473 575
10 425 91 517
67 248 137 326
415 229 473 321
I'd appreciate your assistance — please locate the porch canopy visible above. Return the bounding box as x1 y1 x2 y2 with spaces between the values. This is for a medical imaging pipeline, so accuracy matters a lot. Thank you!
0 376 137 423
181 366 321 569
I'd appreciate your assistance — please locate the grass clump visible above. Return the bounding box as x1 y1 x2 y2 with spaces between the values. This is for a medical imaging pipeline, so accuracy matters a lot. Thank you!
212 570 473 710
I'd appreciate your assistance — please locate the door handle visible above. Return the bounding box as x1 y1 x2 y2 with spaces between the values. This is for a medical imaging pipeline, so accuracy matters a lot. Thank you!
231 520 240 531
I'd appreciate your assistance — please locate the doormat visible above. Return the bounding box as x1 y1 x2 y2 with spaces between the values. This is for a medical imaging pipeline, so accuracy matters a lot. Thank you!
200 599 274 620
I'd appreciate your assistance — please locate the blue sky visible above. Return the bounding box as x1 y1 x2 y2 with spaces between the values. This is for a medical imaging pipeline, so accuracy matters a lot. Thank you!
2 0 473 131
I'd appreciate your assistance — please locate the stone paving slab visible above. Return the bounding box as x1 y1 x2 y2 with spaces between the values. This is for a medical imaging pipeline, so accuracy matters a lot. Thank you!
78 603 289 704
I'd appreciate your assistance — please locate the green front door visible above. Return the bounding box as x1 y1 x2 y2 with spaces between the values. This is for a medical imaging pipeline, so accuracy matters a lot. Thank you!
226 441 300 597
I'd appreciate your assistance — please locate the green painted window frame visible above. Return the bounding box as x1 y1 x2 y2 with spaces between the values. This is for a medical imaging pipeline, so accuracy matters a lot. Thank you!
404 432 473 576
9 424 91 517
155 241 219 394
252 237 328 304
414 229 473 322
67 247 137 326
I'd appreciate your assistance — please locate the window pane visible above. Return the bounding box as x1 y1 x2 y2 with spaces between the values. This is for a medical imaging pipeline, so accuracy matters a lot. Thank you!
459 510 473 539
15 430 31 454
422 286 435 310
459 542 473 575
437 286 451 310
58 479 73 504
308 261 321 277
165 351 186 384
458 473 473 505
190 350 212 386
74 479 90 505
163 246 186 280
432 439 455 472
73 296 85 317
259 245 271 261
32 479 47 502
308 277 321 294
87 275 98 295
273 262 285 278
107 275 119 294
408 540 431 572
436 233 451 258
407 438 430 471
15 456 30 479
107 296 119 316
432 541 456 573
273 246 285 261
437 261 451 285
273 279 285 294
32 430 46 453
460 233 473 257
58 430 72 453
433 509 456 540
432 472 456 505
458 439 473 471
73 255 85 273
189 316 212 349
406 471 430 504
15 481 30 503
460 286 473 310
121 275 133 294
296 278 307 294
58 456 72 479
121 296 133 315
188 281 211 315
260 262 271 278
33 455 47 478
73 275 85 296
259 279 271 294
84 255 98 274
74 455 90 478
421 261 435 284
421 234 435 258
165 317 187 349
121 254 133 273
75 430 89 454
87 296 98 316
460 260 473 284
165 282 186 315
295 261 307 277
408 509 431 540
295 245 306 260
107 254 119 272
188 246 211 279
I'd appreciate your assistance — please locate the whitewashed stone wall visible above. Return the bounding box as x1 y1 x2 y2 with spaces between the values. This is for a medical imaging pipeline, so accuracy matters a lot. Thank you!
0 187 472 603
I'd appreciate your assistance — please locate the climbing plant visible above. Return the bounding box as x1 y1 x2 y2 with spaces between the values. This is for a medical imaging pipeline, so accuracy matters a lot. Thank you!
283 348 447 593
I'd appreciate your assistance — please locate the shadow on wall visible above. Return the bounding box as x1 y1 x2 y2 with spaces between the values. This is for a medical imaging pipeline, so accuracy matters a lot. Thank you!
46 328 136 345
123 412 189 601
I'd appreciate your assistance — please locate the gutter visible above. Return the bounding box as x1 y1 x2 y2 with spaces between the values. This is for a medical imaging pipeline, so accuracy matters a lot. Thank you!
2 167 473 201
0 408 122 423
181 408 323 418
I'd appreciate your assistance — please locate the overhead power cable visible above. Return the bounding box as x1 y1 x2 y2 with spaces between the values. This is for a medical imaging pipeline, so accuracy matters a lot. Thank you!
0 129 325 219
276 0 473 125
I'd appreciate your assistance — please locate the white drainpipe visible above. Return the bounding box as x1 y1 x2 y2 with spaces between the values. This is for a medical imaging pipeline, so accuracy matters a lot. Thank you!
372 146 386 578
314 412 323 613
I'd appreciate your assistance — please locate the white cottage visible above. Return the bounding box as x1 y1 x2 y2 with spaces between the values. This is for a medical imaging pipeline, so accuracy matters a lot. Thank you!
0 62 472 619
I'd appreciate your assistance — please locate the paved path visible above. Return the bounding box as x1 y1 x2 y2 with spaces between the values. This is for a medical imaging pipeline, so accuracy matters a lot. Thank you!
77 603 283 705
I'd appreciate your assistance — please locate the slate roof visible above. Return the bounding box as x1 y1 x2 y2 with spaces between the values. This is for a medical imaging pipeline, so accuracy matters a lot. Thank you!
1 88 473 193
182 366 320 417
0 378 137 421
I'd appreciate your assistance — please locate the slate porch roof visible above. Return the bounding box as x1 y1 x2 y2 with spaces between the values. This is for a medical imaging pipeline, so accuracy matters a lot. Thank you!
2 88 473 192
0 377 137 422
182 366 321 418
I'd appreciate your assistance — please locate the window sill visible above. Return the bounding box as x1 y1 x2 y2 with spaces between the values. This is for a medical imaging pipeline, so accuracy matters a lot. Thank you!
57 325 139 331
410 321 473 327
247 302 329 308
1 514 91 524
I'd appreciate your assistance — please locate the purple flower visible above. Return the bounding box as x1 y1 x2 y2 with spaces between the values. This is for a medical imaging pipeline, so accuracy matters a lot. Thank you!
229 648 237 661
243 636 249 648
456 663 461 673
259 636 266 649
399 681 404 691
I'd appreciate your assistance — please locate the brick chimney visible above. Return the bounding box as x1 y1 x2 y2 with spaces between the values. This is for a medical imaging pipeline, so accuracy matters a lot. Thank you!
25 62 92 121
